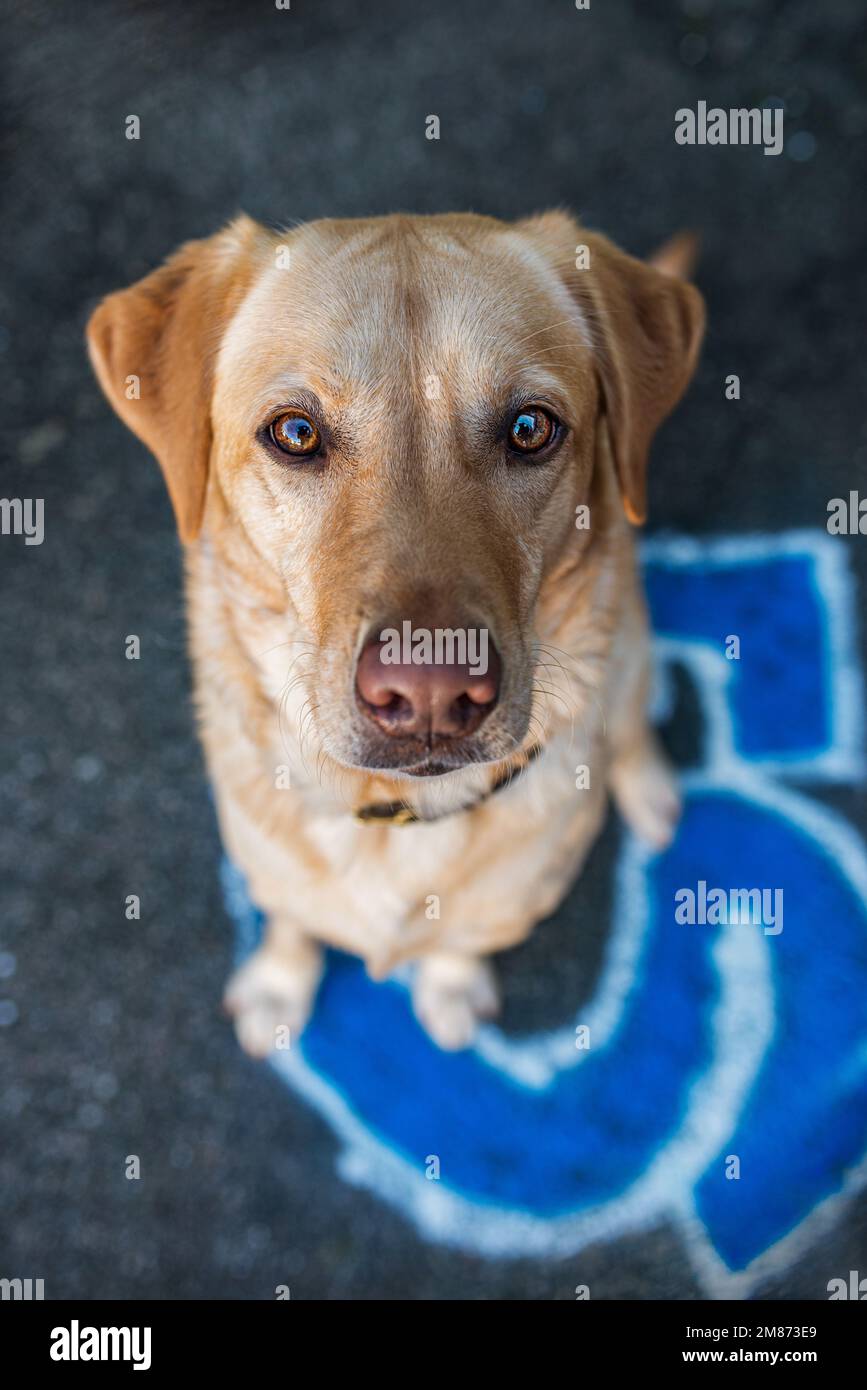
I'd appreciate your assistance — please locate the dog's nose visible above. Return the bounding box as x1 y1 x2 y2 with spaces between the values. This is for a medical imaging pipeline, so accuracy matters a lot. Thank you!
355 628 501 739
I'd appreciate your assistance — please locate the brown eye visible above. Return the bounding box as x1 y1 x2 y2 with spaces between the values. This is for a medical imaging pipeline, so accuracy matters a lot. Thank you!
270 412 322 457
508 406 556 454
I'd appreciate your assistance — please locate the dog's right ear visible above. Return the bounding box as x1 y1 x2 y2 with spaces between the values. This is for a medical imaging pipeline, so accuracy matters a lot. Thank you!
86 215 262 543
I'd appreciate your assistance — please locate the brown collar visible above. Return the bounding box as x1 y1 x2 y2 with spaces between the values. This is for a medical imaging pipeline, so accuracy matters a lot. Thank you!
354 744 543 826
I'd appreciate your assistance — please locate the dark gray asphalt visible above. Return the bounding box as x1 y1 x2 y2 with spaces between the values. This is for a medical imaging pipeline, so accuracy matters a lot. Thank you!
1 0 866 1299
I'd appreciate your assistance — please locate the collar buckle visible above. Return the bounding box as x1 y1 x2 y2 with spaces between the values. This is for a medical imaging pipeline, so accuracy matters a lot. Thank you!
354 802 419 826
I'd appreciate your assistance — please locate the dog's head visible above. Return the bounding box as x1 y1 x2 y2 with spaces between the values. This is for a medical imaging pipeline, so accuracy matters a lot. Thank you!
87 212 703 779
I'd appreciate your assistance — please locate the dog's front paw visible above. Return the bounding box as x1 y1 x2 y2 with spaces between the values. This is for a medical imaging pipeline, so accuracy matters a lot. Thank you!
610 734 681 851
223 945 322 1059
412 955 500 1051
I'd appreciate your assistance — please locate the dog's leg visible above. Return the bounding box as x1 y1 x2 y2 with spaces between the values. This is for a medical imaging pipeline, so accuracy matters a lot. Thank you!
412 952 500 1051
606 598 681 851
609 729 681 850
215 791 325 1058
224 918 323 1059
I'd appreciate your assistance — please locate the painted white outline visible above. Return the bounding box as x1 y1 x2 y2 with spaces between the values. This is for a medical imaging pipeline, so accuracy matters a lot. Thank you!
236 531 866 1297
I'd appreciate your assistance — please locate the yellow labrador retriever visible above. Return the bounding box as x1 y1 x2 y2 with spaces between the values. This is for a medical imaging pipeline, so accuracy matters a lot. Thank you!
87 211 704 1052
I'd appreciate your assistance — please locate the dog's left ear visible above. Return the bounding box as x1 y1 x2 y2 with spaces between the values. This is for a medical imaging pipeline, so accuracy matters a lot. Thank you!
86 215 262 542
517 212 705 524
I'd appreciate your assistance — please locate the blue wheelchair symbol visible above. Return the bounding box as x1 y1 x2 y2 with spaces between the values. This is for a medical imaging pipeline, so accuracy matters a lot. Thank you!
223 531 867 1295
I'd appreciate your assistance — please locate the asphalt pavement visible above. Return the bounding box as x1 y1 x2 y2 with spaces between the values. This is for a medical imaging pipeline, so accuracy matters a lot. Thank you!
1 0 866 1299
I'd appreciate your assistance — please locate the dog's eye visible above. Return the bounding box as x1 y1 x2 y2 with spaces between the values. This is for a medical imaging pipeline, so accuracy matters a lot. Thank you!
508 406 556 454
270 412 322 457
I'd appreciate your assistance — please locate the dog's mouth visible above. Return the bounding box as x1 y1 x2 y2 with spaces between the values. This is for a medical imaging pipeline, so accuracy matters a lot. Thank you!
398 759 463 779
348 735 498 778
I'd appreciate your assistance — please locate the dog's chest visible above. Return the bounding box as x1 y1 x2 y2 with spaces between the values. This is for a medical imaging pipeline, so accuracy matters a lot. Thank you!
297 738 602 975
301 812 470 974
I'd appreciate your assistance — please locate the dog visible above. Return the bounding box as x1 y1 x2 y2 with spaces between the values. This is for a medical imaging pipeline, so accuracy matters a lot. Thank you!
87 210 704 1053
